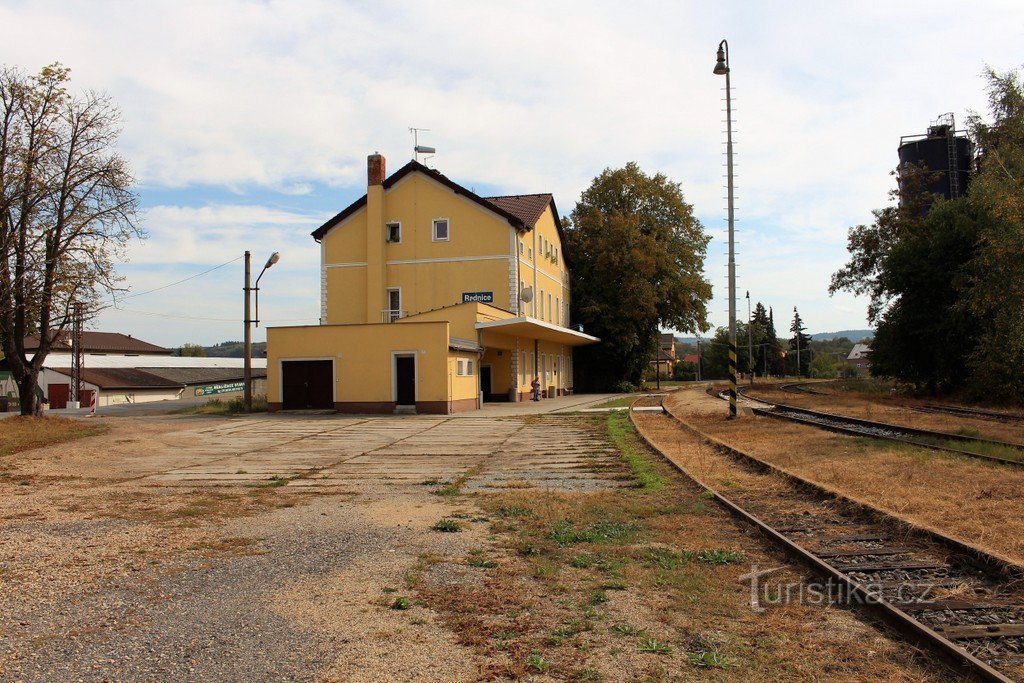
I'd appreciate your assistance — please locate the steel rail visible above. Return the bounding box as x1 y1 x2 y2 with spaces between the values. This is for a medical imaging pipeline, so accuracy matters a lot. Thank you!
629 396 1020 682
738 386 1024 468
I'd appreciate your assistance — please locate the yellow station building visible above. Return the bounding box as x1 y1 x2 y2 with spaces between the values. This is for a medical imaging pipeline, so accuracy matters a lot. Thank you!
266 153 598 414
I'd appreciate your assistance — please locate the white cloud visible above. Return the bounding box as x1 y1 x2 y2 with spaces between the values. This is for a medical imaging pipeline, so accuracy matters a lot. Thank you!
2 0 1021 340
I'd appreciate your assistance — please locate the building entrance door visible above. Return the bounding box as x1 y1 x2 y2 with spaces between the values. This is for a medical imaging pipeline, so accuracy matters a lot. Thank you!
480 366 492 401
281 360 333 409
395 355 416 406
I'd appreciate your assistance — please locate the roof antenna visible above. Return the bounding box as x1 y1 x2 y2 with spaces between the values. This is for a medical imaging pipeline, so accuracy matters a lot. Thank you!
409 127 436 164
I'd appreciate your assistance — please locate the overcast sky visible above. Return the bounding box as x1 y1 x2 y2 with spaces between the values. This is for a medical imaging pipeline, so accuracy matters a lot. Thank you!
2 1 1022 347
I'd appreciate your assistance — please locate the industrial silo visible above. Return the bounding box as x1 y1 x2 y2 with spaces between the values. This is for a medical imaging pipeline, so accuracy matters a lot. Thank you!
897 113 973 208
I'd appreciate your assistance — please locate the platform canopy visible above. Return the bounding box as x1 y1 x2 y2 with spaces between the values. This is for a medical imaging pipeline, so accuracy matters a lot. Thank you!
475 317 599 346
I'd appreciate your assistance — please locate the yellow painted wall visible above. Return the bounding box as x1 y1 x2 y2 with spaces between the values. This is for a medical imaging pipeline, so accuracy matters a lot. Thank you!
447 352 479 402
320 173 517 324
518 205 571 325
324 267 368 324
400 302 513 341
267 321 450 404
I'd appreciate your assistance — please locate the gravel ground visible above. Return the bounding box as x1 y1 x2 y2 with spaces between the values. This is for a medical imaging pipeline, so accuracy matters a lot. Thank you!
0 413 622 682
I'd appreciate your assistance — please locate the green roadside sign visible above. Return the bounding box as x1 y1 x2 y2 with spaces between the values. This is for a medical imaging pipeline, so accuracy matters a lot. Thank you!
194 381 245 397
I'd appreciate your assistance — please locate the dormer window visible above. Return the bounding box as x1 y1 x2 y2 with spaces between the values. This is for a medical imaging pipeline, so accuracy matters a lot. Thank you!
386 222 401 243
432 218 450 242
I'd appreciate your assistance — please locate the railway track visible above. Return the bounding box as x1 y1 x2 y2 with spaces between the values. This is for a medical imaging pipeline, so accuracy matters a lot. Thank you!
781 380 1024 424
630 394 1024 682
908 403 1024 424
738 386 1024 468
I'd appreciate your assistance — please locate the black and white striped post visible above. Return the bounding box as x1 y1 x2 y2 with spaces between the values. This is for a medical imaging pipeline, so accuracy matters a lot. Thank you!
714 39 738 418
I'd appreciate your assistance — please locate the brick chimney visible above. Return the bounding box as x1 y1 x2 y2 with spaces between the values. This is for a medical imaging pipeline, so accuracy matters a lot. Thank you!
365 152 386 322
368 153 386 186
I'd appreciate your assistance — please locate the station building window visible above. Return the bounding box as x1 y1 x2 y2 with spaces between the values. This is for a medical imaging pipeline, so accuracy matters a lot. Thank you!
433 218 450 241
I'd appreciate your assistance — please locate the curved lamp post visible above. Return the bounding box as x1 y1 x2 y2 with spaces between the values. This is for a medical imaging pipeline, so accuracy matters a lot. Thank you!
244 250 281 412
714 39 737 417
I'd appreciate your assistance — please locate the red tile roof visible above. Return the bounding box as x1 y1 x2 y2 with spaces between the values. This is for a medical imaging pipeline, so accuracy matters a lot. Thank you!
25 332 171 355
485 194 553 228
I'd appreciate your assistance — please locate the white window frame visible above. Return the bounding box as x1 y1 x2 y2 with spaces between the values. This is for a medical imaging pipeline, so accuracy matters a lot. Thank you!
466 360 474 375
457 359 465 376
432 217 450 242
386 221 401 244
386 287 402 322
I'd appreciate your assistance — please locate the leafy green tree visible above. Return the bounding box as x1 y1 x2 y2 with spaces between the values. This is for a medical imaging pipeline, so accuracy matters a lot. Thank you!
868 200 984 392
566 163 712 390
962 67 1024 401
178 343 206 357
0 64 141 414
829 164 939 325
789 308 812 376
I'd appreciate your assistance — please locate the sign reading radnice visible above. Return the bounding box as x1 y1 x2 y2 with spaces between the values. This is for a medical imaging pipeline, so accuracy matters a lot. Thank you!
462 291 494 303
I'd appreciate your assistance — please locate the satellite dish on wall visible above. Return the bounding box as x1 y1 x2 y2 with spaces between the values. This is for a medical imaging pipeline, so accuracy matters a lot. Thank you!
520 286 534 303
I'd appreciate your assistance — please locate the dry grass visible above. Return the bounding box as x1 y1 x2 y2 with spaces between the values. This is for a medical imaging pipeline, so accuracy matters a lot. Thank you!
409 412 950 682
0 416 108 458
668 387 1024 566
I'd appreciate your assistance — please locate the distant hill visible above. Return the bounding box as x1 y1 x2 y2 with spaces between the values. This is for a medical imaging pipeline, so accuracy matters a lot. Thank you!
810 329 874 342
183 340 268 358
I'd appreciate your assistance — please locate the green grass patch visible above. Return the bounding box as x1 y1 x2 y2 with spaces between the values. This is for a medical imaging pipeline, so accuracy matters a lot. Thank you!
590 396 637 409
524 652 551 672
468 556 498 569
687 649 732 668
638 637 673 654
549 519 634 546
607 411 667 490
432 518 462 533
496 505 535 518
696 549 744 565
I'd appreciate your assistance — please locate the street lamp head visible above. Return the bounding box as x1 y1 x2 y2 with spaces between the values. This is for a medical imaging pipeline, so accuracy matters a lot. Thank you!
713 42 729 75
264 252 281 269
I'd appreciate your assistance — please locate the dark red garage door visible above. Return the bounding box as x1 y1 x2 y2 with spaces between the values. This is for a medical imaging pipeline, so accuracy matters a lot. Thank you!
281 360 333 410
48 383 70 409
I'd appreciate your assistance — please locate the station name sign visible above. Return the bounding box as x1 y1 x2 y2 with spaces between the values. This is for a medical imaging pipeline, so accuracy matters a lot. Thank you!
462 291 494 303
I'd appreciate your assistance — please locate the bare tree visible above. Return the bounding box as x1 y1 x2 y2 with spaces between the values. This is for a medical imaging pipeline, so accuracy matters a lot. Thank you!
0 64 142 415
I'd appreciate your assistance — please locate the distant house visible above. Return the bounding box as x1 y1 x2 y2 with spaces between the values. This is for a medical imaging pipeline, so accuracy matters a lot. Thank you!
847 343 871 374
650 333 677 378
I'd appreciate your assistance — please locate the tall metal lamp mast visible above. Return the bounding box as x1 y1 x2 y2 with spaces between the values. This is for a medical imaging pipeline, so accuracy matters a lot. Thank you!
714 39 737 418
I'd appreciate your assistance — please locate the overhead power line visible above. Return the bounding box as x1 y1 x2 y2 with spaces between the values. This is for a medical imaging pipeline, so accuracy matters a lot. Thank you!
118 255 244 301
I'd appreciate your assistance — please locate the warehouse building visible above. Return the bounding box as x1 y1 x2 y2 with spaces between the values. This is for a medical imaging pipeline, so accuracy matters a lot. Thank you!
5 332 267 408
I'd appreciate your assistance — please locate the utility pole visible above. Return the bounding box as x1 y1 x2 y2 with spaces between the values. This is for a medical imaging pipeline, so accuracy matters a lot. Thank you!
746 291 753 385
244 251 253 412
71 303 82 408
696 338 702 381
794 306 801 378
